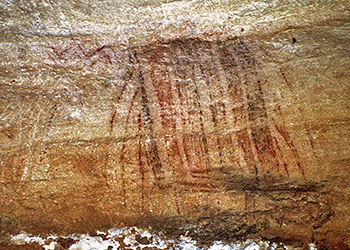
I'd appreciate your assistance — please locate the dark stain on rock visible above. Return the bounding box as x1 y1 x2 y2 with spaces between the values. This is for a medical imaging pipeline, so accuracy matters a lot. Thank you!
140 193 332 247
56 237 75 249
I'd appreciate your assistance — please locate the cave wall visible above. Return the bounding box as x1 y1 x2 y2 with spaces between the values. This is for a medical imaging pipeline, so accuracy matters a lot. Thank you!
0 0 350 248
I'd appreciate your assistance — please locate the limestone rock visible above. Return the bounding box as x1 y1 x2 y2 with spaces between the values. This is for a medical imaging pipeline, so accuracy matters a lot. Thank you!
0 0 350 249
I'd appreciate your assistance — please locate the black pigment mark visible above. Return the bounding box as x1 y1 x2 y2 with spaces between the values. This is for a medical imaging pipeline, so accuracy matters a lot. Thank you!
132 52 165 184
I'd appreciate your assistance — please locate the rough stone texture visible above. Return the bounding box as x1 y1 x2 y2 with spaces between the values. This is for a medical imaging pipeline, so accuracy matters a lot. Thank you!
0 0 350 249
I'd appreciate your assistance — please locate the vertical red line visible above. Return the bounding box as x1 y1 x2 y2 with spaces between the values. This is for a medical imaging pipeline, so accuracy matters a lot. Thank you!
175 80 190 175
272 136 284 176
138 113 145 213
274 118 305 178
109 81 128 135
298 107 319 163
120 89 140 208
120 144 126 207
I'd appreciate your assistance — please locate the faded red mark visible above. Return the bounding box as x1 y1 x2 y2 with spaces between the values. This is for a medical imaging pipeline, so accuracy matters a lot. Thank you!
137 113 145 213
119 89 140 207
237 129 258 178
109 109 117 135
272 136 287 176
109 81 129 135
298 107 319 163
274 122 305 178
46 42 119 70
280 68 291 88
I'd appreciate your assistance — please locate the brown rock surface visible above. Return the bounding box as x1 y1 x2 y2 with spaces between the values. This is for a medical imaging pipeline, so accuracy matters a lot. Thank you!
1 0 350 249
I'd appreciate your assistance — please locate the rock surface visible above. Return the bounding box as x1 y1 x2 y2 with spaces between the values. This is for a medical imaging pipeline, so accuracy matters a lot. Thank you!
0 0 350 249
